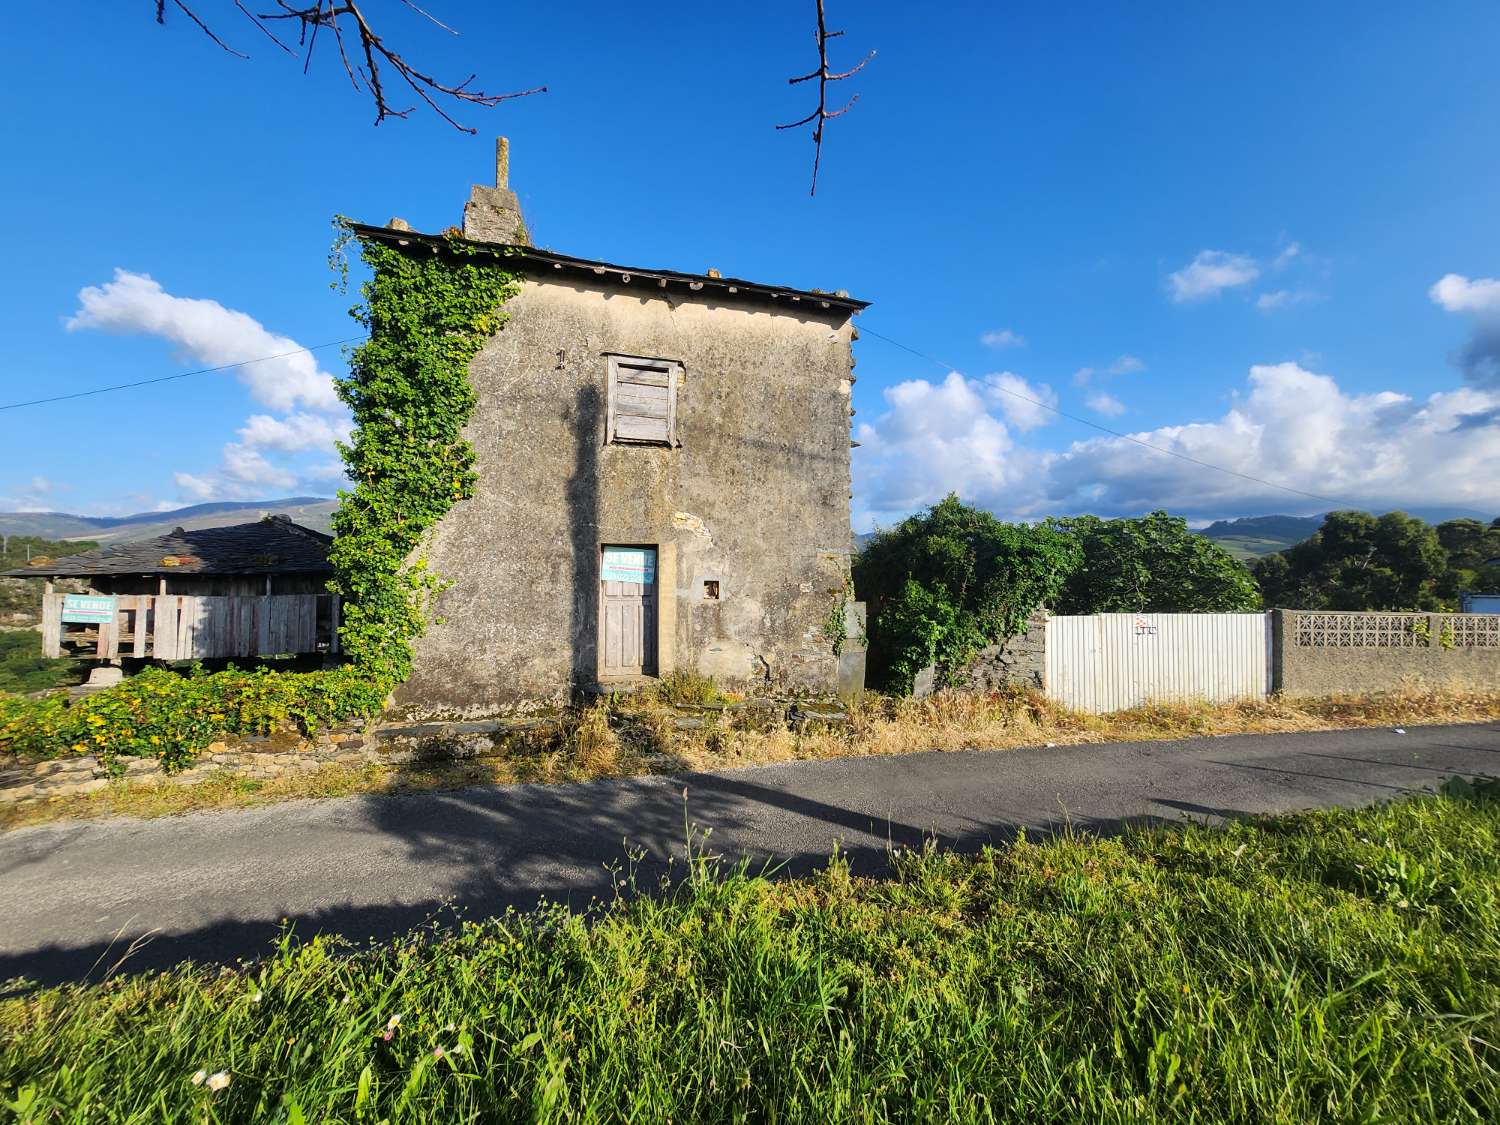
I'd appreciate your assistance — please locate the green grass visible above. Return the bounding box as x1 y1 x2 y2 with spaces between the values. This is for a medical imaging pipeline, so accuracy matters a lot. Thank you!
4 783 1500 1122
0 630 82 695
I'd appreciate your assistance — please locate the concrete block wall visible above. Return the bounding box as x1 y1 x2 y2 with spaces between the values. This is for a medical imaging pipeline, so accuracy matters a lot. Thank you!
1271 609 1500 697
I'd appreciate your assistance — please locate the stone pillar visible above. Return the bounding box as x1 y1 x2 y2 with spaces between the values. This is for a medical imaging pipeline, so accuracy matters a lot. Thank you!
1269 608 1287 693
462 137 529 245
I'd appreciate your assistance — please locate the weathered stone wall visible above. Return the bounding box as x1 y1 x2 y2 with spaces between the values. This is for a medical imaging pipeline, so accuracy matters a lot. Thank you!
911 613 1048 697
397 276 857 717
1272 609 1500 697
0 723 371 805
954 613 1048 692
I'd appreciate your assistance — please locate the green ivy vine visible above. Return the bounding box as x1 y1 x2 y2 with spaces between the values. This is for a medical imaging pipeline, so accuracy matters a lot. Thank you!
327 219 522 699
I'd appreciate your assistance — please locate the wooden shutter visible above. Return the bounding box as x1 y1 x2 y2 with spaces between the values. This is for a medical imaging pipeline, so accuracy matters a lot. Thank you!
608 357 677 445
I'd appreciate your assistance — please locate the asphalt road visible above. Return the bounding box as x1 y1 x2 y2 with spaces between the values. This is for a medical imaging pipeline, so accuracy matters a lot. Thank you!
3 721 1497 985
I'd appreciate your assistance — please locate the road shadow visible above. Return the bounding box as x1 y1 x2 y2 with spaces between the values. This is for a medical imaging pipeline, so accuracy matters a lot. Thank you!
1 761 1203 990
9 725 1496 990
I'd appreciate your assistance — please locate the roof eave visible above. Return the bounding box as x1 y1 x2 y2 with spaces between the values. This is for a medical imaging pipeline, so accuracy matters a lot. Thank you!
348 223 870 314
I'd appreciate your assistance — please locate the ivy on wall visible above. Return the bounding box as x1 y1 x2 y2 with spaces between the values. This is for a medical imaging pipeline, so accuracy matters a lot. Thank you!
328 221 522 698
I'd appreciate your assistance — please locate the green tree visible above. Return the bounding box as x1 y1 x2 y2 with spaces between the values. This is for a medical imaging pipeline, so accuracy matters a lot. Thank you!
1048 511 1261 615
854 496 1077 693
1435 517 1500 601
1252 510 1449 610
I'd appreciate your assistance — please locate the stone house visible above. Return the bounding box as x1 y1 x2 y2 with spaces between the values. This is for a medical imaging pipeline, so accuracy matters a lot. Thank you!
357 141 868 716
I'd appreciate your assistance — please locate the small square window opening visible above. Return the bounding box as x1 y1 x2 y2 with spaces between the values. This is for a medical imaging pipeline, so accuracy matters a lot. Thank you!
703 580 720 601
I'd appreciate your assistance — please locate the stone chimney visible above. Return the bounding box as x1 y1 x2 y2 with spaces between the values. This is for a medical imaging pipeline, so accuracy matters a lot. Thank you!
462 137 529 245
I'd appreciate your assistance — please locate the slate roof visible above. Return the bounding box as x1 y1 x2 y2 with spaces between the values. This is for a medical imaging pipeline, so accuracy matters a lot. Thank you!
349 223 871 314
0 516 333 578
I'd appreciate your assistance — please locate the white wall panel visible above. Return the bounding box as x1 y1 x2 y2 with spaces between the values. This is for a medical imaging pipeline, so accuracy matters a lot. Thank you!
1044 613 1270 714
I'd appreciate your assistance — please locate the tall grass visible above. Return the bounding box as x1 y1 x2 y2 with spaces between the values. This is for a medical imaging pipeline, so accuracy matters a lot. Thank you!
3 782 1498 1122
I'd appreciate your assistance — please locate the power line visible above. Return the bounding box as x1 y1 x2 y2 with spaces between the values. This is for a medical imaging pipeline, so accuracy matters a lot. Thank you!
856 323 1343 508
0 338 367 412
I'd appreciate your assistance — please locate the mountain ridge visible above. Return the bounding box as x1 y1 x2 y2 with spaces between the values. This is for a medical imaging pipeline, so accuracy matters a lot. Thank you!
0 497 337 543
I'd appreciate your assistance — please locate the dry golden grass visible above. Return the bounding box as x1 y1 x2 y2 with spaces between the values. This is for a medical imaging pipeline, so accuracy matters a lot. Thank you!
4 686 1497 831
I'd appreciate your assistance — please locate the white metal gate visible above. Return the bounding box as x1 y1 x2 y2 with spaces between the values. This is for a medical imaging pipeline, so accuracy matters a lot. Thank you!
1044 613 1270 713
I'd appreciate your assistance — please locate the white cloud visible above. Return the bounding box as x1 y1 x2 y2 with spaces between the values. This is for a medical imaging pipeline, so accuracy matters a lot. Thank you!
65 269 354 505
853 360 1500 527
1430 273 1500 316
1256 288 1320 311
1272 241 1301 269
981 372 1057 432
980 328 1026 349
236 412 353 454
67 270 341 413
1167 250 1261 303
0 475 70 513
172 472 218 502
1074 355 1144 385
1085 391 1126 417
854 373 1034 523
1431 273 1500 389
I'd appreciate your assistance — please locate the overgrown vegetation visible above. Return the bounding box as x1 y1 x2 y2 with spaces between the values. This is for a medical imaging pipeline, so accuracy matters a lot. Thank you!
328 221 522 697
855 496 1079 692
5 783 1498 1121
0 631 83 695
0 229 522 770
10 686 1500 829
0 536 96 625
1253 509 1500 611
1048 510 1261 614
855 498 1258 692
0 664 378 774
642 670 728 707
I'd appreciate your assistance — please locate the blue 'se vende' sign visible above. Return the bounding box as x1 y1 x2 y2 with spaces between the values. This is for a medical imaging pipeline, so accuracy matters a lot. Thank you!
61 594 117 624
601 548 656 585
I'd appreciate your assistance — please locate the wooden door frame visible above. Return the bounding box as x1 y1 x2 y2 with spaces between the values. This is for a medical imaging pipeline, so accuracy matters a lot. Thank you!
596 542 661 683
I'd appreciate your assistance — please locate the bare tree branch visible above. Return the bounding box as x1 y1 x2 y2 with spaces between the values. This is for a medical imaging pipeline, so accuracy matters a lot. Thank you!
156 1 546 132
777 0 874 195
160 0 248 58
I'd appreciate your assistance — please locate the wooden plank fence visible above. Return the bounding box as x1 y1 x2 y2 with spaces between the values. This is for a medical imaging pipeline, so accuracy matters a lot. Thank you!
41 593 339 661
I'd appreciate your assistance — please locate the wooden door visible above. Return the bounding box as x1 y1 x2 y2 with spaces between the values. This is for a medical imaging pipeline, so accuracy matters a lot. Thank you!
600 546 657 678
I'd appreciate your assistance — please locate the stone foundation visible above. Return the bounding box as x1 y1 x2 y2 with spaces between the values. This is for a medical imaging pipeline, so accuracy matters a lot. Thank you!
0 699 852 806
0 722 379 805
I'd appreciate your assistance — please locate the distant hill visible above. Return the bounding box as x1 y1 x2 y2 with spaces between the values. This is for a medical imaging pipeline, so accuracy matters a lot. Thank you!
1201 508 1497 562
1199 515 1326 561
0 497 337 544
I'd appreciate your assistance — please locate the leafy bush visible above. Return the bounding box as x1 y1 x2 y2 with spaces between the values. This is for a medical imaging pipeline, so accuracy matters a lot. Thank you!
854 496 1078 693
1048 510 1261 614
857 501 1272 694
0 665 384 773
1253 509 1498 611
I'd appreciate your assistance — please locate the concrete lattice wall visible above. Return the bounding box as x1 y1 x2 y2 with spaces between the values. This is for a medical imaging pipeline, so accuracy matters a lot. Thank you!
1271 609 1500 697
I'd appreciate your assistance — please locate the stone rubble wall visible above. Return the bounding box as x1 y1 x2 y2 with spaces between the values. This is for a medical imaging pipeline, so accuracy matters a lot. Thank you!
0 699 854 806
912 613 1048 697
0 723 374 806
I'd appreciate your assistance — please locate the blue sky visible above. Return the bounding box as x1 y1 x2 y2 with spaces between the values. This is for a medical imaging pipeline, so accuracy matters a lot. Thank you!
2 2 1498 529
